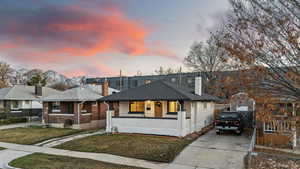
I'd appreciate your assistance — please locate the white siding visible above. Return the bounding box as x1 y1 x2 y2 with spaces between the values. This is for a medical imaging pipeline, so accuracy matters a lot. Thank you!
194 102 214 131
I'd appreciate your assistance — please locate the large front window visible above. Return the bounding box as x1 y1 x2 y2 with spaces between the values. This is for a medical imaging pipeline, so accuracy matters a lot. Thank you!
130 101 145 113
168 101 179 114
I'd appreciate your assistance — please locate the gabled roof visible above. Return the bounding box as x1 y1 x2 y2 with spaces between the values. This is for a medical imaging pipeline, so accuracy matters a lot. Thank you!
43 87 102 102
99 80 220 102
43 85 119 102
0 85 61 101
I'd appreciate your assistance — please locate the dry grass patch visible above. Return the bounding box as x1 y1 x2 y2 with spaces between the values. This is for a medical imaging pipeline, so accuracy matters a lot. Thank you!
254 147 300 158
56 133 195 163
249 153 300 169
9 153 146 169
0 126 81 145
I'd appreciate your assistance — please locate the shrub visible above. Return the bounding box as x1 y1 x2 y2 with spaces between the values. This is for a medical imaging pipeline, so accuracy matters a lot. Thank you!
0 117 27 125
64 119 74 128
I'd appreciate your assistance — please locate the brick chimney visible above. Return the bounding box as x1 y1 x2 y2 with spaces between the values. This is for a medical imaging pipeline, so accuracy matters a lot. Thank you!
35 85 43 96
102 80 109 96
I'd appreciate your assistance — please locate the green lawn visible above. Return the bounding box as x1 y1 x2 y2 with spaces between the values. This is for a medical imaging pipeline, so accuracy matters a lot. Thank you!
0 126 81 145
9 153 146 169
56 133 195 163
0 147 5 150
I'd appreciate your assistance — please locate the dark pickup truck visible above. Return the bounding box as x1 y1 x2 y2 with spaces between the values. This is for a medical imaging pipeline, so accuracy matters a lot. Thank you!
215 112 244 135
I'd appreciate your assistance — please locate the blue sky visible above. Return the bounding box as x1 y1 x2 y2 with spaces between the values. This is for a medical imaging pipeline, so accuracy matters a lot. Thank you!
0 0 230 77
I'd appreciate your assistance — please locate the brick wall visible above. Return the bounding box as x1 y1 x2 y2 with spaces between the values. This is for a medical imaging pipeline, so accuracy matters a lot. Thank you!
44 101 107 127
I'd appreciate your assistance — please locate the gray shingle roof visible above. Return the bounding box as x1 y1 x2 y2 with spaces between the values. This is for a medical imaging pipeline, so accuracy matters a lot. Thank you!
99 80 220 102
0 85 61 101
84 84 119 95
43 87 100 102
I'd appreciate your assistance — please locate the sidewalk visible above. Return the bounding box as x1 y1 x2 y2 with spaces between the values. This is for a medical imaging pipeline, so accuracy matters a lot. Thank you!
0 142 168 169
0 149 31 168
35 130 105 147
0 122 41 130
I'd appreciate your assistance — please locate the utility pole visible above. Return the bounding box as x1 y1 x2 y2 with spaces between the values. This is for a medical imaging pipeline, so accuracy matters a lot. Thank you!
119 70 122 90
179 67 182 86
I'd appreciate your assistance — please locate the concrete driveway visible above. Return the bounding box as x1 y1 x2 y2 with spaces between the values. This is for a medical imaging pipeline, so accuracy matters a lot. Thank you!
166 130 250 169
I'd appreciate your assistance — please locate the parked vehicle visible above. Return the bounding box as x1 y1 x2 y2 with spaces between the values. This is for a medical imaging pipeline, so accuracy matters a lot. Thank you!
215 112 244 135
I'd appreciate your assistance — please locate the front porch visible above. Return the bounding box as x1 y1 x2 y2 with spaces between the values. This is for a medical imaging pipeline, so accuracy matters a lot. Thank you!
43 101 105 129
106 100 214 137
116 101 189 118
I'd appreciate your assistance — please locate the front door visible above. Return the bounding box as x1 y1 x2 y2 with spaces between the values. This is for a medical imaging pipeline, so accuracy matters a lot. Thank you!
155 102 163 118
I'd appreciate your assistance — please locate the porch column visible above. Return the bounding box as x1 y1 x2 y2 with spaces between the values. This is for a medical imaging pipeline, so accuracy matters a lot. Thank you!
106 110 114 133
190 102 196 133
292 103 296 116
177 110 186 137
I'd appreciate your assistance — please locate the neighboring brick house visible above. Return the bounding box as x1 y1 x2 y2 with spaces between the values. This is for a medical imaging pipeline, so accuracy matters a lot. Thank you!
43 82 118 129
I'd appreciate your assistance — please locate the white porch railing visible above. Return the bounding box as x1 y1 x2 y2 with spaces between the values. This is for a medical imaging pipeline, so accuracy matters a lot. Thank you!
106 110 192 137
263 118 297 148
263 120 296 133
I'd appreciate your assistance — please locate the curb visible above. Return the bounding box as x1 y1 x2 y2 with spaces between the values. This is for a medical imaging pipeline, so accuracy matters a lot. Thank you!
3 163 22 169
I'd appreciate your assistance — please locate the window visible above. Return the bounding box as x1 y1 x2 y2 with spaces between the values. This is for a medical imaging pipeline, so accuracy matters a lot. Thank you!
52 102 61 113
25 101 30 105
129 101 145 113
168 101 179 113
11 101 20 109
66 103 74 114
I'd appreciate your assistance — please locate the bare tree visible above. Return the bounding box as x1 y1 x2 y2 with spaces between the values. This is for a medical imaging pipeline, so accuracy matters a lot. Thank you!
184 36 241 94
154 66 182 75
0 62 13 88
49 82 71 91
216 0 300 100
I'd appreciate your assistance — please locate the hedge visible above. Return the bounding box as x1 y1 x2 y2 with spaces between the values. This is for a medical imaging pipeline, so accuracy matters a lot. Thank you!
0 117 27 126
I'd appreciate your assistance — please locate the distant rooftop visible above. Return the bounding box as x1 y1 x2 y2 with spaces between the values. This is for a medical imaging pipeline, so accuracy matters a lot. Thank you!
0 85 61 101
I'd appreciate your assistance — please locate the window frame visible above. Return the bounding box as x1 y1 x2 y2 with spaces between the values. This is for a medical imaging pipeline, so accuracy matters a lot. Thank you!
129 101 145 114
167 101 180 115
52 101 61 113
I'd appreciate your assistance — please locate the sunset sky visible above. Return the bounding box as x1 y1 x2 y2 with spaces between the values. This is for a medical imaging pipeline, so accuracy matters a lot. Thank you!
0 0 230 78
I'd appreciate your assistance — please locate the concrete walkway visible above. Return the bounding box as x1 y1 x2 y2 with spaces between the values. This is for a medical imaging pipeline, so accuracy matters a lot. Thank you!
0 122 41 130
0 149 31 168
165 130 250 169
35 130 105 147
0 142 168 169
